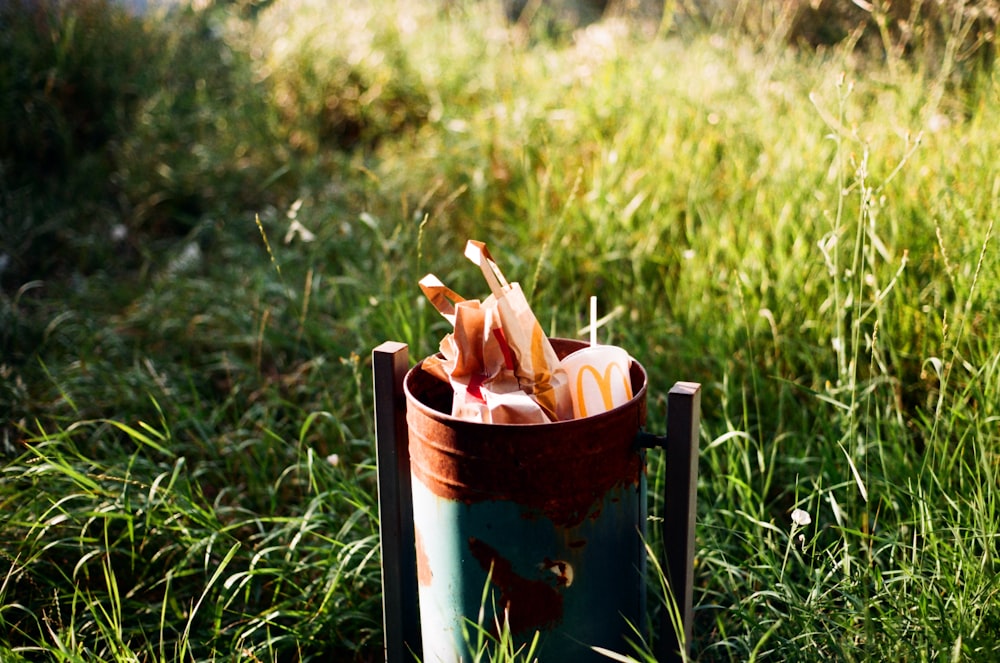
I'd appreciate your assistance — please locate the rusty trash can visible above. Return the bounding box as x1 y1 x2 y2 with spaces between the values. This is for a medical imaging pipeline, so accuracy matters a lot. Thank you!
373 339 700 663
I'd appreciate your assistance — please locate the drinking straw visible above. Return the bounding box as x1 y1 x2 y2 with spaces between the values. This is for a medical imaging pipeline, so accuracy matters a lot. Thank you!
590 296 598 347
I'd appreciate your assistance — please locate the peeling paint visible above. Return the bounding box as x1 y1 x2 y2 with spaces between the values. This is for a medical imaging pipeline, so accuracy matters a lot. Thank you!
405 339 647 528
468 537 564 634
414 526 432 587
405 338 650 661
540 558 574 587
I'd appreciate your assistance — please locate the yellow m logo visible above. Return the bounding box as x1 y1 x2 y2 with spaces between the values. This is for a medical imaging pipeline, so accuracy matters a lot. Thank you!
575 361 632 418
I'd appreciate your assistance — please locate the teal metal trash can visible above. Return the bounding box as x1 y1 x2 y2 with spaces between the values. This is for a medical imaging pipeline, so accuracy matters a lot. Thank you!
403 338 648 662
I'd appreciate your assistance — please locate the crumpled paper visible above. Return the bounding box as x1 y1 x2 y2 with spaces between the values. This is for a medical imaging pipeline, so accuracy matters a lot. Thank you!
419 241 571 424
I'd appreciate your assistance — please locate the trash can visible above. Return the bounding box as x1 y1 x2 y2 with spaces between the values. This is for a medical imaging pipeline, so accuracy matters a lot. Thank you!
403 338 649 663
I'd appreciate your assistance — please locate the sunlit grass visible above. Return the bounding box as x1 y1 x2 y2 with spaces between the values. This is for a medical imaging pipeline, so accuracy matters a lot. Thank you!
2 0 999 660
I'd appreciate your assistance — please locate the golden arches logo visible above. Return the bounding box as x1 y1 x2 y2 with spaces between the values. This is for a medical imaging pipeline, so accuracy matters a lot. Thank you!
575 361 632 418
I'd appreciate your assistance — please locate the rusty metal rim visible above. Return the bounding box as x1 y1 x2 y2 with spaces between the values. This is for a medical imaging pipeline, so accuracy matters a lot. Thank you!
406 421 645 456
403 350 648 430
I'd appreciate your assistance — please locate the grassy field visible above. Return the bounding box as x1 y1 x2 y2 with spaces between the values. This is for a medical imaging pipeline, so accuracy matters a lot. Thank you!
2 0 999 660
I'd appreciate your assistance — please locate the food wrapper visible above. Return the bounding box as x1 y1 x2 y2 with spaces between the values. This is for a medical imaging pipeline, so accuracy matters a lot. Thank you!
418 241 571 424
419 273 550 424
464 241 572 422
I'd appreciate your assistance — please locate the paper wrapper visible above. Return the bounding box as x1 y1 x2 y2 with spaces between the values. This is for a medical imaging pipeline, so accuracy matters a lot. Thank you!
464 241 572 422
419 273 550 424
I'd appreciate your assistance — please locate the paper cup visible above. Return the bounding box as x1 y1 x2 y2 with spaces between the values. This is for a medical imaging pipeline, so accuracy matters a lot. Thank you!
559 345 634 419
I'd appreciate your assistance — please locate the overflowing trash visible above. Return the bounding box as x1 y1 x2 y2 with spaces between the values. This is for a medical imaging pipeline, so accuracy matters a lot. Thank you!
419 240 632 424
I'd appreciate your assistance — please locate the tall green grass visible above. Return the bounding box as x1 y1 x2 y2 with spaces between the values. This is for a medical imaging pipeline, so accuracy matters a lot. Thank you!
2 0 999 660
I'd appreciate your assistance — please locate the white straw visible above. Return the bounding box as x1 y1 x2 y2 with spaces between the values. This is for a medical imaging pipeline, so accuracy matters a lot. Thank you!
590 296 598 347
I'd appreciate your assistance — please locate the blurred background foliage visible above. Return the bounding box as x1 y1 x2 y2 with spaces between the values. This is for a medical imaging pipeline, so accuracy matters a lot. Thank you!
2 0 996 288
0 0 437 290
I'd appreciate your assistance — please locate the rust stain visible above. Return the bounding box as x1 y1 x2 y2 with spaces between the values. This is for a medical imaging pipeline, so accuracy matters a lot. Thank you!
540 558 574 587
405 338 647 528
414 526 432 587
468 537 563 634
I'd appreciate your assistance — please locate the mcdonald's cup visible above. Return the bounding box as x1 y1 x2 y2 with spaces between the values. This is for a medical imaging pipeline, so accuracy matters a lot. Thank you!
559 345 633 419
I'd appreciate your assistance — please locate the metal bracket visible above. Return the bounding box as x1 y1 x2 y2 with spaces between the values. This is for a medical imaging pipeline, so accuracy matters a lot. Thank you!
635 381 702 663
373 341 421 663
636 429 668 449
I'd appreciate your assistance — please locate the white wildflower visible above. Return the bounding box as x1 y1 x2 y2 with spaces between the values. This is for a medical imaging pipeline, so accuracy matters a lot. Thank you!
791 508 812 527
110 224 128 242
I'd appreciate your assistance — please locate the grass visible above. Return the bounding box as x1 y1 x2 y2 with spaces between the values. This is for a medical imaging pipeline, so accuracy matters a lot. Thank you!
2 0 999 660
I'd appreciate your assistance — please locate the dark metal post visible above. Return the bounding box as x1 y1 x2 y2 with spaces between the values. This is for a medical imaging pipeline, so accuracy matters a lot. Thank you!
372 342 421 663
661 381 701 663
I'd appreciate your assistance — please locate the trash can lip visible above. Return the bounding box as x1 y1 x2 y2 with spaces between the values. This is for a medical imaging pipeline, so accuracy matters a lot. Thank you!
404 338 648 429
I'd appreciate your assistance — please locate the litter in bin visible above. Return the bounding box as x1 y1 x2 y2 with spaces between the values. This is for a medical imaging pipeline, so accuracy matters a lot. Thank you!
419 240 632 423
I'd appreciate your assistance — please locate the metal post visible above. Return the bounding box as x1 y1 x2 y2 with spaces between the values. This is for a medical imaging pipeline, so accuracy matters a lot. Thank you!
372 342 421 663
660 381 701 663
